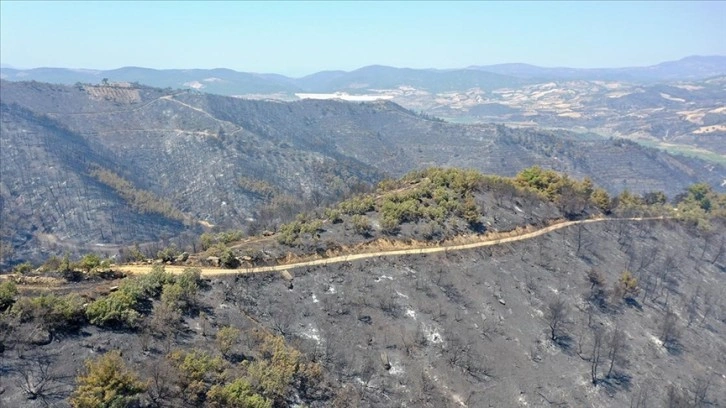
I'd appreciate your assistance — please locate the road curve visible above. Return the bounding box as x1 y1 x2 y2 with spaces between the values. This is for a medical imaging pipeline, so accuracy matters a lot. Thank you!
117 217 665 278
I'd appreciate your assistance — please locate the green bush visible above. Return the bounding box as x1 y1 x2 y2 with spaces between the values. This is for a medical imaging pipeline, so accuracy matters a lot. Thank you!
350 214 372 235
216 325 241 357
136 264 174 298
0 280 18 311
86 285 141 328
13 261 33 275
216 244 240 269
77 253 102 273
338 195 375 215
11 293 86 331
157 245 181 263
323 208 343 224
276 219 322 246
161 268 201 312
207 379 271 408
168 349 226 404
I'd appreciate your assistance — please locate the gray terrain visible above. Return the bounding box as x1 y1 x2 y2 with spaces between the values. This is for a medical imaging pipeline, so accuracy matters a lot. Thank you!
1 79 725 267
1 176 724 407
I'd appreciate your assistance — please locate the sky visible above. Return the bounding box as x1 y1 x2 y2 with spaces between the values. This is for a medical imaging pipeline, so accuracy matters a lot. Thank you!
1 1 725 77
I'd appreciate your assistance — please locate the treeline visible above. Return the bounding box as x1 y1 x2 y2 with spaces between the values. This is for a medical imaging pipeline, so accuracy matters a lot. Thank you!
89 165 189 223
272 166 726 247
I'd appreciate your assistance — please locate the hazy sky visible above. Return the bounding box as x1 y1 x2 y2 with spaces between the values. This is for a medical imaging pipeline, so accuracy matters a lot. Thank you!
1 1 724 77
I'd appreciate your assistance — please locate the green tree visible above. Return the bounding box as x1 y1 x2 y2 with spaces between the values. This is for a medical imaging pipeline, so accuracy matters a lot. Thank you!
78 253 102 274
614 270 639 301
168 349 225 404
590 188 611 213
70 351 146 408
216 326 241 358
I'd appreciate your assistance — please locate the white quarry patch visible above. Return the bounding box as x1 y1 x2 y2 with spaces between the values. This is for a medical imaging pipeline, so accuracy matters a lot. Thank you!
375 275 394 282
549 287 559 295
406 309 417 320
296 92 394 102
183 81 204 89
327 286 336 294
396 290 409 299
311 294 319 303
203 77 222 82
518 394 529 406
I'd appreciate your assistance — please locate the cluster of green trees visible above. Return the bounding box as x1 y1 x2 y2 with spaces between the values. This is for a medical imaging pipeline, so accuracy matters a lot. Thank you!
674 183 726 229
238 176 278 200
199 230 245 251
273 166 725 247
276 214 323 245
513 166 611 216
1 266 201 331
68 330 322 408
13 253 113 277
86 266 200 328
89 165 188 222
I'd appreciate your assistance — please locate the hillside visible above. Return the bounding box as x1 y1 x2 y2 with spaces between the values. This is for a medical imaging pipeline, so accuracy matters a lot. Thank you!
1 80 725 267
3 58 725 160
1 169 725 407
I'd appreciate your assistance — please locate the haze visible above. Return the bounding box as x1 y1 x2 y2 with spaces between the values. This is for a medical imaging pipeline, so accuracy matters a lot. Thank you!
1 1 725 76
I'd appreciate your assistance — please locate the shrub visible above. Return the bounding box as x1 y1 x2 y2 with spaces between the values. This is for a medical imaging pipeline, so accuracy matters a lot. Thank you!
157 245 181 263
207 379 272 408
200 233 216 251
323 208 343 224
457 195 481 225
0 280 18 311
338 195 375 215
161 268 201 312
11 293 86 331
168 349 225 404
77 253 102 273
38 255 62 273
217 245 240 269
13 261 34 275
276 219 322 246
70 351 146 408
380 214 401 234
613 270 639 301
350 214 372 235
590 188 611 213
136 264 174 298
86 285 141 328
246 332 322 402
216 326 241 357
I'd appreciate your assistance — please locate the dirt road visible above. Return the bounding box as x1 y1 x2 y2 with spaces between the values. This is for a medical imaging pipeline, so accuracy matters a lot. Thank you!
117 216 665 278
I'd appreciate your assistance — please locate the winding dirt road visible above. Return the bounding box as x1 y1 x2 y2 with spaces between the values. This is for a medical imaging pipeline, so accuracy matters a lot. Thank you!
117 216 665 278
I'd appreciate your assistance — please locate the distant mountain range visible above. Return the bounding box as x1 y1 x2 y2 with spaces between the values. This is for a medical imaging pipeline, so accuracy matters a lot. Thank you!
2 56 725 96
